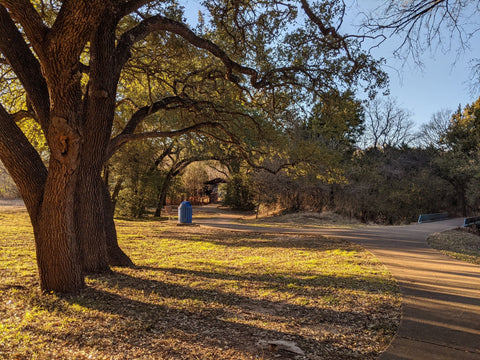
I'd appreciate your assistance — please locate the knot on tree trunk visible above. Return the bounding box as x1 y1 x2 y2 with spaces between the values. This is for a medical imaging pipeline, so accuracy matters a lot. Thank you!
50 116 81 169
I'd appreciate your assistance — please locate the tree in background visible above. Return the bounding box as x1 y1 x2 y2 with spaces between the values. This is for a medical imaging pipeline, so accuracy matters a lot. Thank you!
361 97 415 149
242 90 365 214
108 140 161 218
223 173 255 211
417 109 452 149
433 97 480 215
366 1 479 66
339 147 452 224
444 99 480 155
305 90 364 154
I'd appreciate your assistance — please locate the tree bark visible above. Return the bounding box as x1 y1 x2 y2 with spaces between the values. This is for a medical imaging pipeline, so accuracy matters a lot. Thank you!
75 170 110 273
36 106 85 292
101 180 134 267
0 106 84 292
74 10 119 273
31 0 107 290
36 160 84 292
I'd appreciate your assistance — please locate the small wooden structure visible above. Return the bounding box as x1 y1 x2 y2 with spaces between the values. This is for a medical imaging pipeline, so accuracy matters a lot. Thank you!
204 178 227 203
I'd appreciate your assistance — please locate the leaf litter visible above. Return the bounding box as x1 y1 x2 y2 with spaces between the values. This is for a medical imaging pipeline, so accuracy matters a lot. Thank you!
0 208 400 359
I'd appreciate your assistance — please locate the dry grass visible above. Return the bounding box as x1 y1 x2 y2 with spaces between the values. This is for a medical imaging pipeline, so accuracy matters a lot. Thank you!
1 208 400 359
427 228 480 265
240 211 363 229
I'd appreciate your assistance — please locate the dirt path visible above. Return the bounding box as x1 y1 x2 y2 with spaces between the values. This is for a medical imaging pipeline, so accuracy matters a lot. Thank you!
0 199 25 212
196 206 480 360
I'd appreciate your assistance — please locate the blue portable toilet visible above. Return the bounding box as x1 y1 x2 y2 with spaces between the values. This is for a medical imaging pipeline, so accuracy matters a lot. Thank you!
178 201 192 224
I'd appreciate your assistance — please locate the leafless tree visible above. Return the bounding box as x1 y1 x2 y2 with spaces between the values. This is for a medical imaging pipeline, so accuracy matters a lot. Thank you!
361 97 415 149
366 1 480 67
417 108 452 149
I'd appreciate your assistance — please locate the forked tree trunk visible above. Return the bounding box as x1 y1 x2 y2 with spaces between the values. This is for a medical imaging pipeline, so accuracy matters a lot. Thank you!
0 2 133 293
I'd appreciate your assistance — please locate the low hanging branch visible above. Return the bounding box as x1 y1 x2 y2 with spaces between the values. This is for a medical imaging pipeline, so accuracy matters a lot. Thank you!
117 96 189 136
108 89 263 162
106 121 224 161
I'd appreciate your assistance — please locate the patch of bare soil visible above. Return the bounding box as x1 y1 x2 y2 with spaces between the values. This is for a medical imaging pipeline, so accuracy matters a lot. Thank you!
0 198 25 212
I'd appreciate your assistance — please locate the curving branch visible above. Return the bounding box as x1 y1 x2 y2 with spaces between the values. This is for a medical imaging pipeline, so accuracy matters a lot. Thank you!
115 15 264 87
0 102 47 221
0 0 48 53
109 91 263 162
300 0 342 39
299 0 354 61
106 121 223 160
0 6 50 130
116 96 191 137
114 2 383 96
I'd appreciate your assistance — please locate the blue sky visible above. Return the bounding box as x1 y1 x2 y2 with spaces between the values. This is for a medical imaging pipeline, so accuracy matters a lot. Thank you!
347 0 480 128
382 52 477 127
366 25 480 128
182 1 480 128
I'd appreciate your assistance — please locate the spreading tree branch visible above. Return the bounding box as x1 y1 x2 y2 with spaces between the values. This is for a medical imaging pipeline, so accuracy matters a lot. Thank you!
0 5 50 130
115 15 264 87
300 0 357 71
117 96 190 137
0 102 47 221
0 0 48 52
106 121 223 160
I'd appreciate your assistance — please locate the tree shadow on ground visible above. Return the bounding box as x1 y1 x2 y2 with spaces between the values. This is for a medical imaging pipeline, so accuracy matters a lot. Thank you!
136 265 398 294
154 230 361 252
58 269 387 359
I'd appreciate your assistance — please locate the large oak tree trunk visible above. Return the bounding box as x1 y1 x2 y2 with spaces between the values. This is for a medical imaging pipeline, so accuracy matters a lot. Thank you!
35 106 85 292
0 106 85 292
36 161 85 292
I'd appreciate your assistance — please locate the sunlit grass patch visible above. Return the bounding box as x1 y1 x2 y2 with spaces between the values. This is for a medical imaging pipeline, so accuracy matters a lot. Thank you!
1 209 400 359
427 229 480 265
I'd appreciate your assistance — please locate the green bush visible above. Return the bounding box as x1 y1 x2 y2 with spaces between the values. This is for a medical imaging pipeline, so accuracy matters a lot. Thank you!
222 174 255 211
